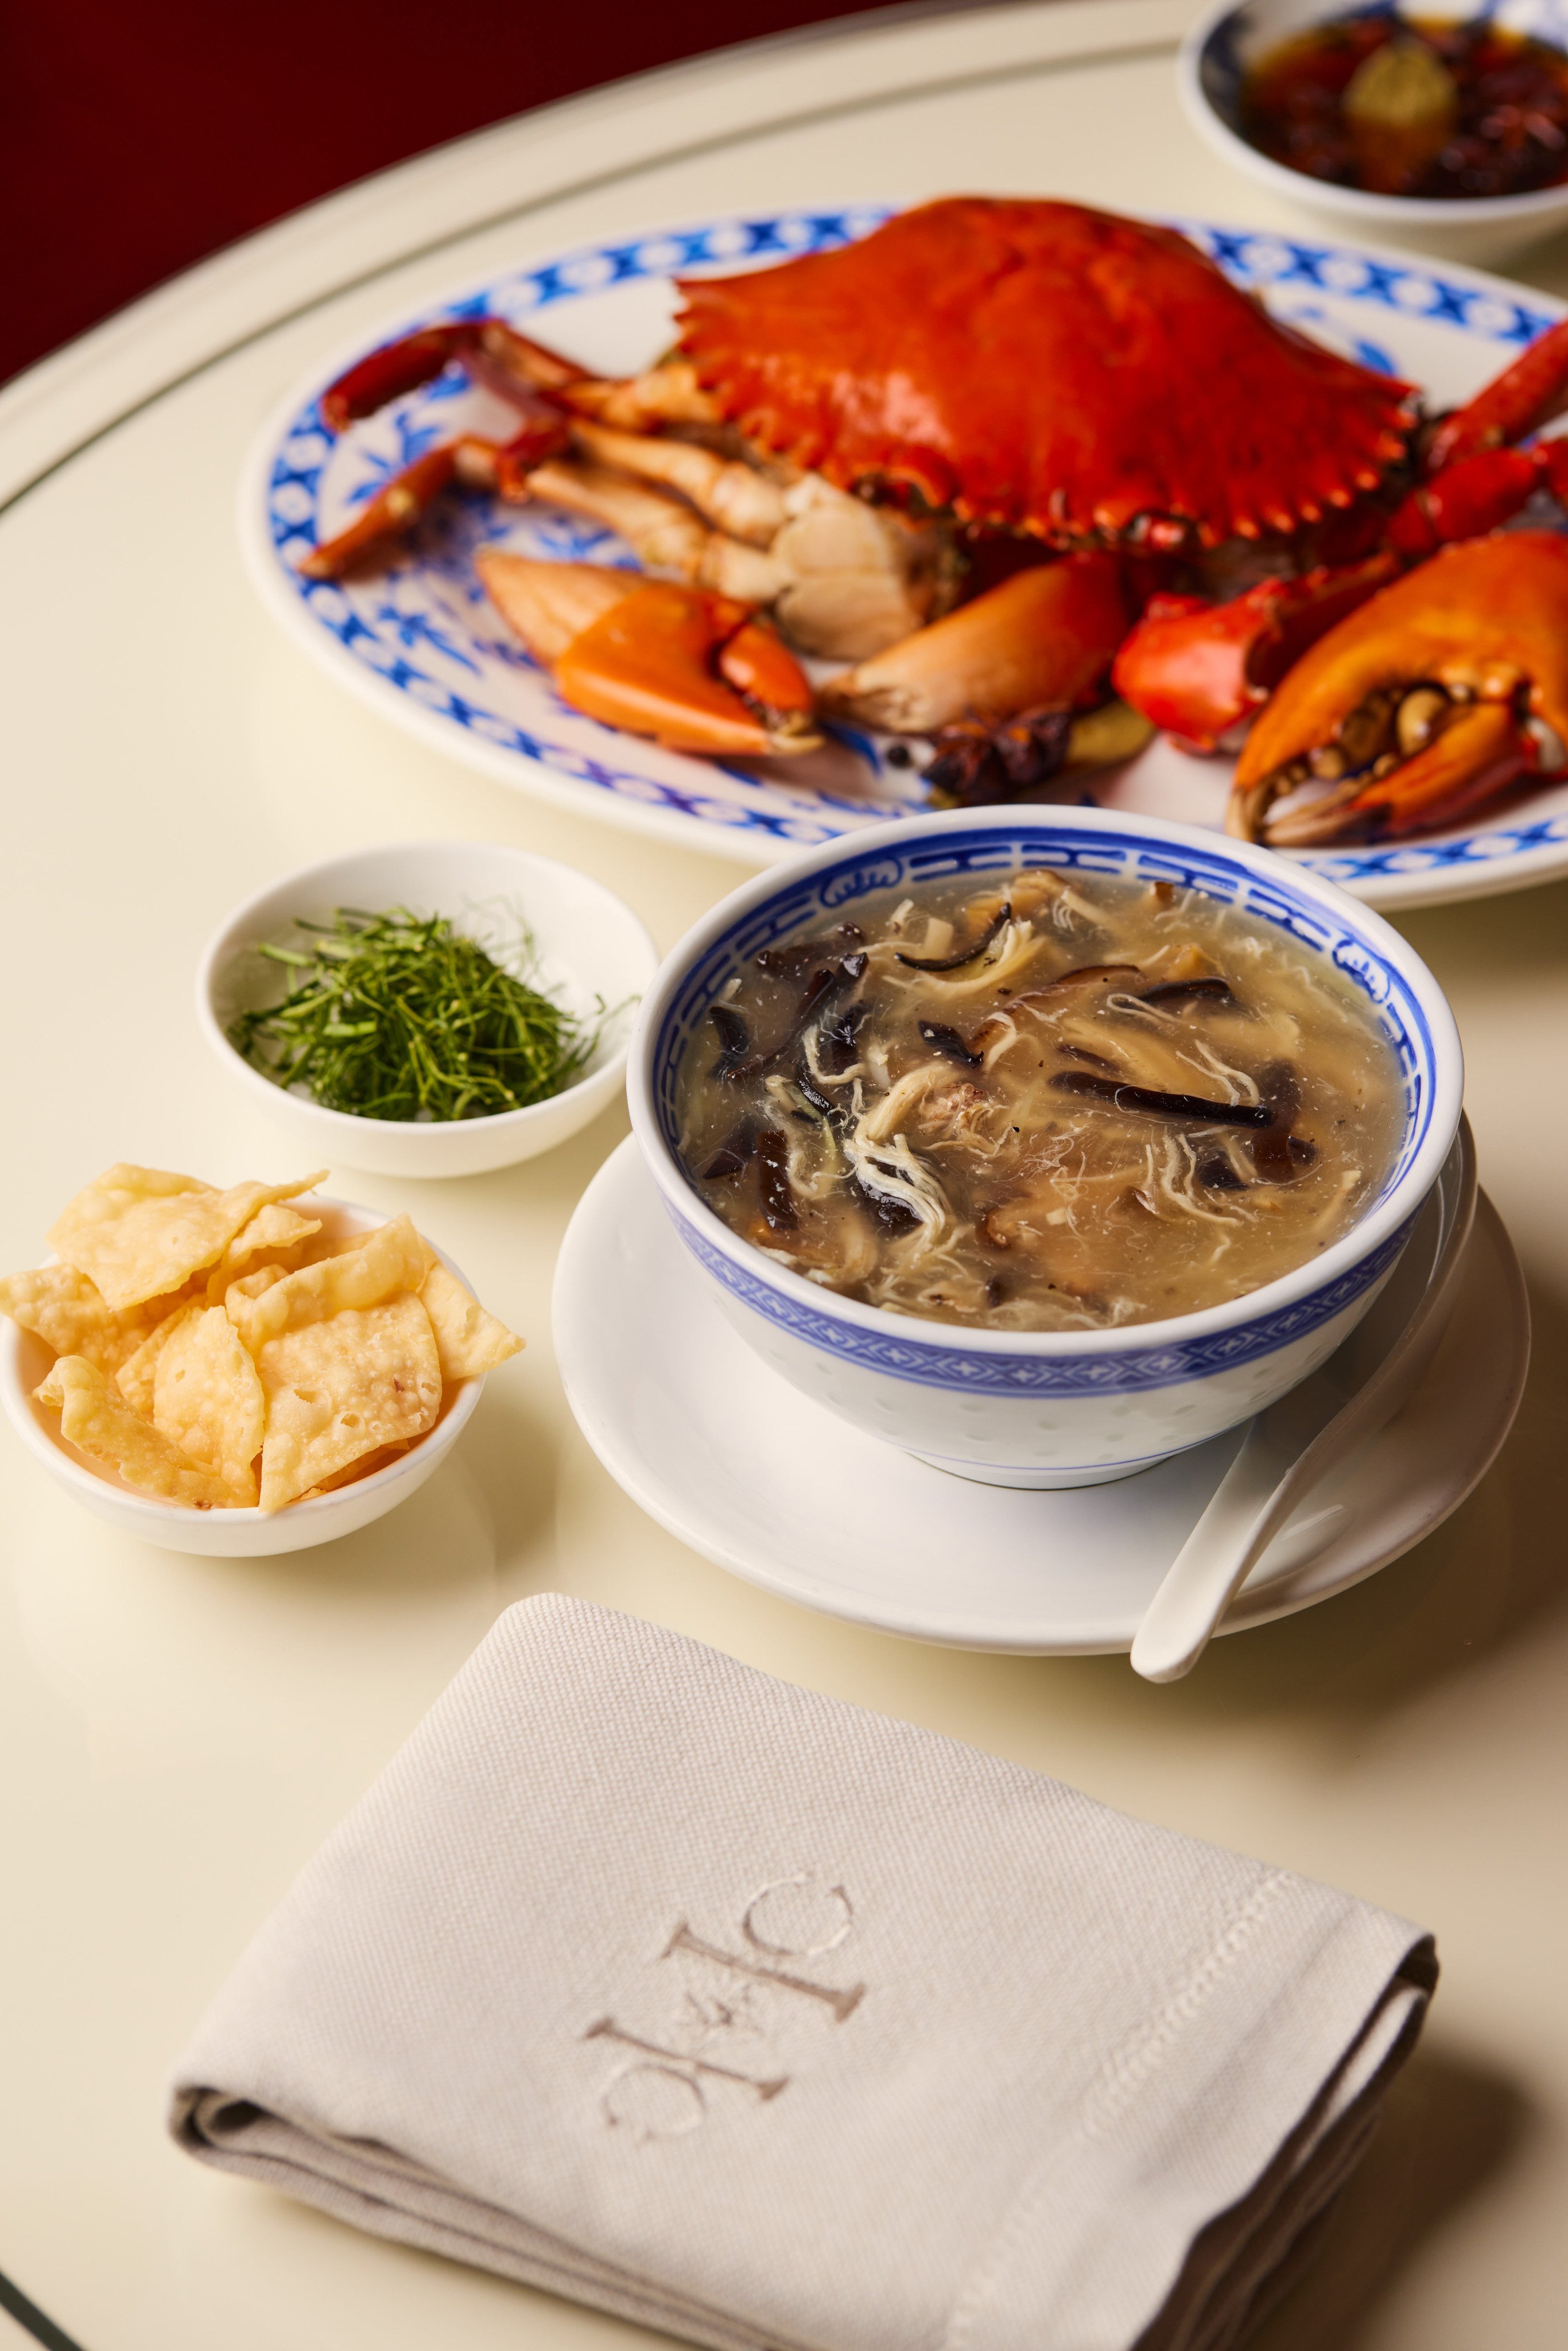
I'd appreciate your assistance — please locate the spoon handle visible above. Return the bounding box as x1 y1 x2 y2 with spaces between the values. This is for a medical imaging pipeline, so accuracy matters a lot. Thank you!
1130 1120 1477 1685
1128 1418 1291 1683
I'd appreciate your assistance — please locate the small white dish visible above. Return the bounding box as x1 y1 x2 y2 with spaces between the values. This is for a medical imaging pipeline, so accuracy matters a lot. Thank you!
197 840 655 1178
553 1138 1528 1653
0 1195 486 1557
1181 0 1568 263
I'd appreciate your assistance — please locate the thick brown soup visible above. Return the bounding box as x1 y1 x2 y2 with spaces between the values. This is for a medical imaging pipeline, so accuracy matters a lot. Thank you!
674 868 1405 1332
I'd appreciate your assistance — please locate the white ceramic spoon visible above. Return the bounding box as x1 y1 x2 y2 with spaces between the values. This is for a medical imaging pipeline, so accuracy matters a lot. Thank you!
1130 1115 1478 1684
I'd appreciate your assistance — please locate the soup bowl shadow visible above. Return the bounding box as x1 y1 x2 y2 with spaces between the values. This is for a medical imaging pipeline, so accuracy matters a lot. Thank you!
626 807 1463 1491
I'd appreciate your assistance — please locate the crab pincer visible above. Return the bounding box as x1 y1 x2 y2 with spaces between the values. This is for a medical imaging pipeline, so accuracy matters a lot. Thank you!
818 555 1130 734
1227 529 1568 845
475 555 821 756
1111 555 1399 750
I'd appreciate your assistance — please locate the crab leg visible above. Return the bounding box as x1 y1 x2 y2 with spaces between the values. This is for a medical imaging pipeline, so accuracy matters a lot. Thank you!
1387 436 1568 558
474 554 820 756
1227 529 1568 844
1424 314 1568 472
566 418 788 544
297 408 573 581
558 361 721 430
521 458 787 601
1111 554 1398 750
817 555 1129 734
319 319 588 431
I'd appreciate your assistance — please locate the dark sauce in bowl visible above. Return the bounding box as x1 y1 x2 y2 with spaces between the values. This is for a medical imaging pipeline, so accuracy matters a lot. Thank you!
1242 11 1568 200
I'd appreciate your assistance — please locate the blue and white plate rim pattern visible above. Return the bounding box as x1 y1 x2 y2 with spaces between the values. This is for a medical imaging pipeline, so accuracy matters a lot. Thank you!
245 201 1568 910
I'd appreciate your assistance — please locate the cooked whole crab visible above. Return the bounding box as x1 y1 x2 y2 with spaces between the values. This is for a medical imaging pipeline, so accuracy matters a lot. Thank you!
302 196 1568 841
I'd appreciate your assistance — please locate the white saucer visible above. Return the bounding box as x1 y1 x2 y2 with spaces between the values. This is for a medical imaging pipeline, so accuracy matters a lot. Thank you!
553 1139 1529 1654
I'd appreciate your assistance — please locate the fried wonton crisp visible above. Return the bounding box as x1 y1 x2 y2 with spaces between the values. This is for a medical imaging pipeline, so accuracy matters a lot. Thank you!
419 1261 524 1381
35 1357 243 1509
115 1301 196 1415
49 1165 327 1310
252 1293 443 1510
153 1308 265 1508
224 1214 433 1352
0 1266 168 1376
202 1202 323 1302
5 1173 521 1515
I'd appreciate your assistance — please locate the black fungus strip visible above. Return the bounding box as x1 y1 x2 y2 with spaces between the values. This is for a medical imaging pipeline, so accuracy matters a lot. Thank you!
1051 1072 1273 1128
851 1174 920 1236
1258 1060 1301 1122
918 1021 981 1067
1250 1126 1296 1181
896 905 1011 972
1197 1154 1248 1191
754 1128 798 1232
708 1003 751 1081
1141 977 1237 1009
737 952 867 1078
700 1121 756 1181
792 1065 841 1123
1247 1061 1306 1181
754 924 864 979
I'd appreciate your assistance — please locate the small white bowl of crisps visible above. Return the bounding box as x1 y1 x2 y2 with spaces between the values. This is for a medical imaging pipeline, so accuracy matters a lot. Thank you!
197 840 655 1178
0 1162 522 1555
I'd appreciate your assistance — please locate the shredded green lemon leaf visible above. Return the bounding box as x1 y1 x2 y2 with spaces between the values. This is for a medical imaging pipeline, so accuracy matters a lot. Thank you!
228 905 608 1122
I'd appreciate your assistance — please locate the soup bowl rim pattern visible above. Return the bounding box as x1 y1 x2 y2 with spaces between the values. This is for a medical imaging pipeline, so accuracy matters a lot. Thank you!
626 806 1464 1404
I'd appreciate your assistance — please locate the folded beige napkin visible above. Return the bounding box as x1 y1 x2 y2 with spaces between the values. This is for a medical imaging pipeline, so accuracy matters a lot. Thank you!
170 1595 1434 2351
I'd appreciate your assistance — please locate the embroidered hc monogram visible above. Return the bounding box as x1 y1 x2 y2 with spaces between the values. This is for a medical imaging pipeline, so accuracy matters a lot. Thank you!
585 1875 865 2140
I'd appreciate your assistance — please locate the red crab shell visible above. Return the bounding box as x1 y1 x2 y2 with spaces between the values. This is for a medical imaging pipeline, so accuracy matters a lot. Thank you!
676 197 1418 549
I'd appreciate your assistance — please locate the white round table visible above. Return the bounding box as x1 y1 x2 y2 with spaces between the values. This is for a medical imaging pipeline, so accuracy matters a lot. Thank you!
3 5 1567 2344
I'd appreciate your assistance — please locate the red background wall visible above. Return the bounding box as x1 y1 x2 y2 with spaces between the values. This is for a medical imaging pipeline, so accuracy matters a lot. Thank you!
0 0 863 389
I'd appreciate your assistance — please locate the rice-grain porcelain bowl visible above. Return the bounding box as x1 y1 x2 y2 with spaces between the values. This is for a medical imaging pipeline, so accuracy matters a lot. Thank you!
1181 0 1568 265
627 806 1463 1489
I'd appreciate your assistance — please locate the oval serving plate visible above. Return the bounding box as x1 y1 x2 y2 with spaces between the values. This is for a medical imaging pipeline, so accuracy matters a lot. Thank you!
243 203 1568 910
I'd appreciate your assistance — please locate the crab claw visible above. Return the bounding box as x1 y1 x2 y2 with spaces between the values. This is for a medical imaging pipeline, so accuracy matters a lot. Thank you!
1111 554 1398 751
319 319 587 431
1228 529 1568 844
1263 701 1534 845
817 554 1128 734
476 555 820 756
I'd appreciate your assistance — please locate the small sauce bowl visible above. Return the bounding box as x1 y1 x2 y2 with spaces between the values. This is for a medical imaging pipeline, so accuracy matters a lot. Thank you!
1182 0 1568 262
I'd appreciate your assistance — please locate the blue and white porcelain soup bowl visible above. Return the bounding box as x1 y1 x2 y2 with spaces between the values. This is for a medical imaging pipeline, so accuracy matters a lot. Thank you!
627 808 1464 1489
